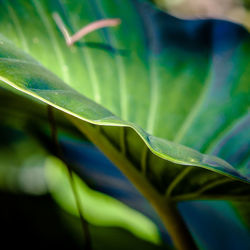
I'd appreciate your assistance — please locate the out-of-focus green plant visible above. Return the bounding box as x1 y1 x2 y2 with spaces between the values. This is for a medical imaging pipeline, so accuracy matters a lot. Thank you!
152 0 250 30
0 0 249 249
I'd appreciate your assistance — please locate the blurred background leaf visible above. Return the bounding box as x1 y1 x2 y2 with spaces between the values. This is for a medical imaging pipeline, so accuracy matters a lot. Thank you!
151 0 250 30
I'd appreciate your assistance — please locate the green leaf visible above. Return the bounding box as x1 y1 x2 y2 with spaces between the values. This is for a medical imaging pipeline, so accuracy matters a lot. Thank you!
0 0 249 228
1 1 249 246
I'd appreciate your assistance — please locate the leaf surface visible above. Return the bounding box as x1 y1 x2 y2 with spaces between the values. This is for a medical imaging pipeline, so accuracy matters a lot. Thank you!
0 0 249 201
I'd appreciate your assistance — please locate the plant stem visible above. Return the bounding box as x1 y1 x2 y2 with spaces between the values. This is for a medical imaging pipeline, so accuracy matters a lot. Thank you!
141 144 149 176
120 126 127 155
69 117 197 250
173 193 250 203
165 167 193 197
48 106 92 250
66 167 92 250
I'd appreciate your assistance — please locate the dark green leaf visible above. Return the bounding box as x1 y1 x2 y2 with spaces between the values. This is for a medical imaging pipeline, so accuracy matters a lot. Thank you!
0 0 249 203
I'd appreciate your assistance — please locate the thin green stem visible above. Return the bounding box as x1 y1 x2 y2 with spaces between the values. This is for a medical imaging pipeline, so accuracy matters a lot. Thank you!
66 167 92 250
69 116 197 250
120 126 127 155
141 145 149 176
47 106 92 250
173 178 243 201
196 178 233 195
172 178 237 202
47 106 60 151
165 166 193 197
173 193 250 202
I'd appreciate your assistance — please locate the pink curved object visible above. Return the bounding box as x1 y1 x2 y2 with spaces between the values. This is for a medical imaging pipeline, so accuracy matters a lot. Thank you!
53 12 121 46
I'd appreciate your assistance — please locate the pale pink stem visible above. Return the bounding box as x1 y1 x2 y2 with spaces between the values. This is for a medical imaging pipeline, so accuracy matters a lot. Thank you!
53 13 71 45
69 18 121 46
53 12 121 46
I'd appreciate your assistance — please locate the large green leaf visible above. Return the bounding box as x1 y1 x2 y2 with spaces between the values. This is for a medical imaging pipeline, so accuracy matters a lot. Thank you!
1 2 250 247
0 0 249 206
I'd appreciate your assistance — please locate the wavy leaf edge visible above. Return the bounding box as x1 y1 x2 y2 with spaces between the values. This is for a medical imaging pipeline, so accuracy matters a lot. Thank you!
0 36 248 185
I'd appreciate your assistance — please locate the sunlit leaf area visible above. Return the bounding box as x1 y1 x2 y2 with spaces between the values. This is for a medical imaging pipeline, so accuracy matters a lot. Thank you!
0 0 249 249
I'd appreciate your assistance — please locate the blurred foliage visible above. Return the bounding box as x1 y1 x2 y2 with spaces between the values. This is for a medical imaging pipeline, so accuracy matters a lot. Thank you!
232 201 250 229
0 191 167 250
45 156 161 244
152 0 250 30
0 120 163 246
